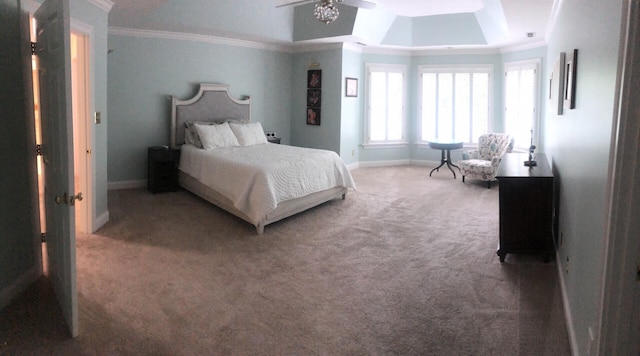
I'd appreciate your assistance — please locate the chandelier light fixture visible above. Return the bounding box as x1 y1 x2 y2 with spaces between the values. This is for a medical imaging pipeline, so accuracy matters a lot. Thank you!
314 0 340 24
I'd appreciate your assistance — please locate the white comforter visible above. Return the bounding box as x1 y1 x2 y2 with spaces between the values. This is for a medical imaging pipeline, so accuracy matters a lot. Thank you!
179 143 356 224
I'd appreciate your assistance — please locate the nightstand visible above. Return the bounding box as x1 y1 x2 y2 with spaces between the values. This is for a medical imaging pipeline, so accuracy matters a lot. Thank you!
148 146 180 194
267 137 281 144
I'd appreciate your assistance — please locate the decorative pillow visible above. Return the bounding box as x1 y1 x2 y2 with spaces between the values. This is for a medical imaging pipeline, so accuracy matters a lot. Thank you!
194 122 240 149
229 122 268 146
185 126 204 148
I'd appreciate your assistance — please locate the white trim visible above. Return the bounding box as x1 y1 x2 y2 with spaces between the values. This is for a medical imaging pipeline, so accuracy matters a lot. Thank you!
362 142 410 149
556 250 579 355
88 0 113 13
108 27 291 52
357 159 412 168
94 210 109 231
364 63 409 146
0 267 41 311
417 64 494 144
599 1 640 354
108 179 146 190
503 58 542 151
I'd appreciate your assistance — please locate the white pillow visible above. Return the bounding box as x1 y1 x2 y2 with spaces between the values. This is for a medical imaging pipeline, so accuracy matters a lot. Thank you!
194 122 240 149
185 126 203 148
229 122 268 146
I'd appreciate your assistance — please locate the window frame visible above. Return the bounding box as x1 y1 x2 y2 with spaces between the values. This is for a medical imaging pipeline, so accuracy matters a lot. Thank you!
503 58 541 152
363 63 408 148
416 64 494 147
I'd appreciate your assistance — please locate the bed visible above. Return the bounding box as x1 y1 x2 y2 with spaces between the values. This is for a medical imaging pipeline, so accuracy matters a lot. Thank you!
170 83 356 234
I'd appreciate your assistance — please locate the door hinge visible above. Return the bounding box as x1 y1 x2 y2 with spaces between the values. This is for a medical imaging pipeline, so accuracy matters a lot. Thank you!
41 233 46 243
31 42 37 56
36 144 42 156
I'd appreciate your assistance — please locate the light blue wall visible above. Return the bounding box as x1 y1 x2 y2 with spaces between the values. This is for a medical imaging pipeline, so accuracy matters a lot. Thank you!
340 48 362 164
544 0 623 354
107 36 292 183
412 14 487 47
290 48 343 153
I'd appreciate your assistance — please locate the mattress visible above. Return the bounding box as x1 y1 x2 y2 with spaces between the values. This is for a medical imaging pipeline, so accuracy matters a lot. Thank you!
179 143 356 224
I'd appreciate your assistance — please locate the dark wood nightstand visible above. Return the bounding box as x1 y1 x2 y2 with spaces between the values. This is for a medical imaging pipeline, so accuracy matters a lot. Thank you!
267 137 281 144
148 146 180 194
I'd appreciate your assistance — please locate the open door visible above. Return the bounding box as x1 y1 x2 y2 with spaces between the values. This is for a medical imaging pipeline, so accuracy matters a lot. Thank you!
34 0 78 337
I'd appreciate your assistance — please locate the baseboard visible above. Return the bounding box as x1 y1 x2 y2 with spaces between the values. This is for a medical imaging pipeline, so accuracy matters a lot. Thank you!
108 179 146 190
556 251 579 355
358 159 412 168
94 210 110 232
0 266 41 311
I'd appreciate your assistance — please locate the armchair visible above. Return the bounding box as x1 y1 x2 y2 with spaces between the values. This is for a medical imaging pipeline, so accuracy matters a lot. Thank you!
458 133 515 188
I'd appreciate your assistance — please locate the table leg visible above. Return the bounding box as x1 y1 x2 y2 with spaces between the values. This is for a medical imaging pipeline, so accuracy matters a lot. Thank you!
445 149 460 179
429 149 446 176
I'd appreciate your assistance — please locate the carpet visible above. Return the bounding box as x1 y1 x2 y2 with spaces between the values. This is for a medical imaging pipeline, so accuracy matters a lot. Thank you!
0 166 571 355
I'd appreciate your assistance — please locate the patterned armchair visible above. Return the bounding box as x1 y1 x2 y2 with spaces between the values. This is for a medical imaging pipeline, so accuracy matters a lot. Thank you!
458 133 515 188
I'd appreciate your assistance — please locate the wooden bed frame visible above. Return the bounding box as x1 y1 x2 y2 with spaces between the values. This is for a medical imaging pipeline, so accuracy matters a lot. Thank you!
170 83 347 234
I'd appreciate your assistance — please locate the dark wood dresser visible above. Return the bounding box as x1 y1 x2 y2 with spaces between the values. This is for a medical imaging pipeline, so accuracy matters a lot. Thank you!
496 153 554 262
148 146 180 194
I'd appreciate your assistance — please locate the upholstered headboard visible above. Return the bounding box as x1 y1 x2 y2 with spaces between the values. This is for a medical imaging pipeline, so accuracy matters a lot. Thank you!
170 83 251 148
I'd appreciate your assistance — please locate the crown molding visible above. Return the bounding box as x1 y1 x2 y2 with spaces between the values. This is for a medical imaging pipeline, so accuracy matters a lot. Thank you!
22 0 113 13
89 0 114 13
108 27 546 57
108 27 291 52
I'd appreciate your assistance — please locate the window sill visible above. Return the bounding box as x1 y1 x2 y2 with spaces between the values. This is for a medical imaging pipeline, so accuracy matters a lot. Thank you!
362 142 409 149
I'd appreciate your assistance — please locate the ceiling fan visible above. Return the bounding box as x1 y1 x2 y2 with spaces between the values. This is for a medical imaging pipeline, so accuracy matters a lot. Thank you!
277 0 377 25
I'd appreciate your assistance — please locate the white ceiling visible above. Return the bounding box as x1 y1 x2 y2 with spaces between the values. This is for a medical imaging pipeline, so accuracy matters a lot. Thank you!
375 0 485 17
109 0 555 49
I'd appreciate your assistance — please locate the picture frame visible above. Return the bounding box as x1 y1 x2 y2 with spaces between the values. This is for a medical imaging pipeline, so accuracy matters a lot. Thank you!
549 52 566 115
345 77 358 97
307 70 322 89
564 49 578 110
307 107 321 126
307 89 321 107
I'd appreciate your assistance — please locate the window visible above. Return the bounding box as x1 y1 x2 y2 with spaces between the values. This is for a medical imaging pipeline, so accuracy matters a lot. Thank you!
504 59 540 151
419 65 492 144
364 64 407 146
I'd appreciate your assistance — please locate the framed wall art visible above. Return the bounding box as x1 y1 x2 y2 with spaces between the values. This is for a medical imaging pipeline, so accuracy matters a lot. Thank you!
549 52 566 115
345 77 358 97
307 69 322 125
564 49 578 110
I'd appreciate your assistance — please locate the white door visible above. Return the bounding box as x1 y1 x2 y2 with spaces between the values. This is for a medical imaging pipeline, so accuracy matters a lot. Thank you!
34 0 78 337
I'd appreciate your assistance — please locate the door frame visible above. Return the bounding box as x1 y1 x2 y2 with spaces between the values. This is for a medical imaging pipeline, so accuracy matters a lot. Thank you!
598 0 640 354
70 19 94 233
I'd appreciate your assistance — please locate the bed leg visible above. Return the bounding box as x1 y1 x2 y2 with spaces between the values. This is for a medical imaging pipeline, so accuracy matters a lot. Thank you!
256 224 264 235
342 193 346 200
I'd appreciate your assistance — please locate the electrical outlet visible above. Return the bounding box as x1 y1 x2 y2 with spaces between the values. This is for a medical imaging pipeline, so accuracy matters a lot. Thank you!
265 131 276 138
565 256 570 274
94 111 101 124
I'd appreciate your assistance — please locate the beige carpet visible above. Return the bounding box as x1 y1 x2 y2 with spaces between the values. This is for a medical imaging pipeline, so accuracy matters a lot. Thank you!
0 166 571 355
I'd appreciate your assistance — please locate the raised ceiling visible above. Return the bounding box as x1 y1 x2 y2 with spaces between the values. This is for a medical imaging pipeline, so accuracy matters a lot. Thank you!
108 0 555 50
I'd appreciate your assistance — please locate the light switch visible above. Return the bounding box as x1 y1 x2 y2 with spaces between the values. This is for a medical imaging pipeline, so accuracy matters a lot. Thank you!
95 112 101 124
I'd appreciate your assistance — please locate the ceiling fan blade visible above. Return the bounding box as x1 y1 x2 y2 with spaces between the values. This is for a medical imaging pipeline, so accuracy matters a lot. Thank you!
276 0 317 8
338 0 376 9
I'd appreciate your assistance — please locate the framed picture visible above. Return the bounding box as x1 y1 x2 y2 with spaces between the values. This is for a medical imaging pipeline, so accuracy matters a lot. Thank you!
307 107 321 125
550 52 566 115
345 77 358 97
564 49 578 110
307 89 321 107
307 70 322 89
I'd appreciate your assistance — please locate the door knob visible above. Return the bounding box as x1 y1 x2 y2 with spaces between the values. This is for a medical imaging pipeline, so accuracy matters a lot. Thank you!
54 192 83 205
55 192 68 205
69 192 83 206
